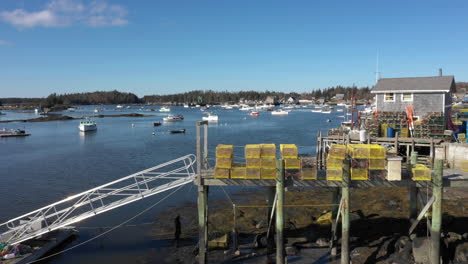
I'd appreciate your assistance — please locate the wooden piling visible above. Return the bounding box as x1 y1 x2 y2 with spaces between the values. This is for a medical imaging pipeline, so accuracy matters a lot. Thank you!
203 123 208 170
197 185 209 264
331 188 340 257
410 151 418 167
196 122 202 185
341 158 350 264
409 186 418 220
430 138 435 167
266 186 276 255
395 132 399 153
318 131 323 169
408 150 419 220
431 160 443 264
276 159 285 264
233 204 238 250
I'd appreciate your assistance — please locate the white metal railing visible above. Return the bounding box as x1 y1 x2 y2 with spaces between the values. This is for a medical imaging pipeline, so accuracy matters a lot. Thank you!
0 154 196 245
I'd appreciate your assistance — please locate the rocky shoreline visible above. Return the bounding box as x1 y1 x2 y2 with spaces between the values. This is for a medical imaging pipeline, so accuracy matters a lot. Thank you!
147 187 468 263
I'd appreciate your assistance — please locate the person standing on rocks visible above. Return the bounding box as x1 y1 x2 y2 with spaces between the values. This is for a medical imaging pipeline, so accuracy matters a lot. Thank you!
174 215 181 247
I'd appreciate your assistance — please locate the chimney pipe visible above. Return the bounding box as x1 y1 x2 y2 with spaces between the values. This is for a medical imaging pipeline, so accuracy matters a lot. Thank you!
438 68 442 76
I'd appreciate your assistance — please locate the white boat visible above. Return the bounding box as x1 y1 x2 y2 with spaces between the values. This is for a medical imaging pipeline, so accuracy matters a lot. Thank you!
271 109 289 115
116 105 124 109
94 108 103 113
224 106 233 110
311 109 322 113
183 104 189 108
239 106 252 111
163 115 184 122
283 105 295 109
202 113 219 122
34 108 42 115
321 110 332 114
337 108 344 112
79 119 97 132
159 106 170 112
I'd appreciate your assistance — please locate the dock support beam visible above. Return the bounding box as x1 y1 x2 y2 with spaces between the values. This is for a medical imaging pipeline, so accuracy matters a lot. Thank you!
341 158 350 264
267 187 276 256
276 160 285 264
431 160 443 264
198 185 209 264
331 187 340 257
409 186 419 220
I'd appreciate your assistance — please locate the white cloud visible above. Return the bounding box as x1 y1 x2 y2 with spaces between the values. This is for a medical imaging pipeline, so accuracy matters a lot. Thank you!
0 40 13 46
0 0 128 29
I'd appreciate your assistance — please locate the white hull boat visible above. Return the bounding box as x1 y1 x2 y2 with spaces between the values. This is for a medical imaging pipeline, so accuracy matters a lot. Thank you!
163 115 184 122
79 120 97 132
159 107 170 112
271 110 289 115
202 113 219 121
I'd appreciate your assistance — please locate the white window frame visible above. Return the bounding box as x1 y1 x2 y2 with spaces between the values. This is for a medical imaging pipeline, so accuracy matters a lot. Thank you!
401 93 413 102
384 93 395 102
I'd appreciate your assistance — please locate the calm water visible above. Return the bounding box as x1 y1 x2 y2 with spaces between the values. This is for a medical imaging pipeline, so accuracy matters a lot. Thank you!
0 105 344 263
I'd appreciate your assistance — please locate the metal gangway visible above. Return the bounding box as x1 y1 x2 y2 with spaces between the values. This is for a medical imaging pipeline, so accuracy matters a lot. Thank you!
0 154 197 245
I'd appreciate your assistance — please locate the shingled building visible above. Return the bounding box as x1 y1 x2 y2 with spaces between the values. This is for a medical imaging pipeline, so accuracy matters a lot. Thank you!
371 75 456 121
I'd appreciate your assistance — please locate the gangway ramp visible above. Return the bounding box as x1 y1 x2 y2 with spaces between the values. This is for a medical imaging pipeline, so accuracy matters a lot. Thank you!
0 154 197 245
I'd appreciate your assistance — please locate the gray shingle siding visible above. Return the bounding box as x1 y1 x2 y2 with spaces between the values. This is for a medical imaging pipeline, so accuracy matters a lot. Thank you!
376 92 448 117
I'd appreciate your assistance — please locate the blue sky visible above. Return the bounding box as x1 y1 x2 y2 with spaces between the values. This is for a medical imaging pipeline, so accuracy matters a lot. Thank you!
1 0 468 97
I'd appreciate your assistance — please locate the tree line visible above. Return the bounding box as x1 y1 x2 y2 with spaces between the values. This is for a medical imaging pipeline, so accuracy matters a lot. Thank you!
143 86 373 104
0 85 389 106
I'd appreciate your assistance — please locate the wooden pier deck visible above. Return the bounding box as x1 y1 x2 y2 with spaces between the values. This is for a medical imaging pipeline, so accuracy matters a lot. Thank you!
193 121 468 264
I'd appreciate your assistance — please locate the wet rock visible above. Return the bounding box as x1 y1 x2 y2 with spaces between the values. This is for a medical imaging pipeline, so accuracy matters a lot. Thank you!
395 236 410 252
350 246 377 263
316 238 329 247
285 246 298 256
287 237 308 245
455 242 468 263
252 234 263 248
297 242 316 248
412 237 431 263
445 232 463 243
255 220 265 229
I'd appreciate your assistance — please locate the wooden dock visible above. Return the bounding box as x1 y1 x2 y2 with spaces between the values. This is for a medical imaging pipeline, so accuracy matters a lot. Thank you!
193 121 468 264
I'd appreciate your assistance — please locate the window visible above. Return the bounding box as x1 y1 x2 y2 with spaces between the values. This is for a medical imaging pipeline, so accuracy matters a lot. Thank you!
402 93 413 102
384 93 395 102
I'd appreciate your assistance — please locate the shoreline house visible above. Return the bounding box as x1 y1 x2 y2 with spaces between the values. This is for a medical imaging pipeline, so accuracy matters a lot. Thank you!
371 75 456 121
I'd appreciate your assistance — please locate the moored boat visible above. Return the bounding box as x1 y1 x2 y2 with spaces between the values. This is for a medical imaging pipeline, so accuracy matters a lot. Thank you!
202 113 219 121
79 119 97 132
249 111 259 116
159 106 170 112
153 122 161 126
271 109 289 115
163 115 184 122
0 128 30 137
170 129 186 134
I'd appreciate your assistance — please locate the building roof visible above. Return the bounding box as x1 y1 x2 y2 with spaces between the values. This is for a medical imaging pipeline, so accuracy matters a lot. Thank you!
371 76 454 93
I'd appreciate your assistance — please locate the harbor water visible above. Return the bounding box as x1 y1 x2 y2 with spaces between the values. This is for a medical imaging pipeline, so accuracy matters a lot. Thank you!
0 105 343 263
